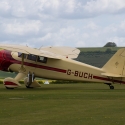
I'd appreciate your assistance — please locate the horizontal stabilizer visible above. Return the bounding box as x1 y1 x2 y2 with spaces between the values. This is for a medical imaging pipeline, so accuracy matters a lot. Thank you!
101 73 125 78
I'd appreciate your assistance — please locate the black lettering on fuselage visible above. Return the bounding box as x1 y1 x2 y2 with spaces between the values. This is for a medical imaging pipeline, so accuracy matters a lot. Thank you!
79 72 83 77
75 71 79 76
67 69 71 75
84 73 88 78
66 69 93 79
88 73 93 79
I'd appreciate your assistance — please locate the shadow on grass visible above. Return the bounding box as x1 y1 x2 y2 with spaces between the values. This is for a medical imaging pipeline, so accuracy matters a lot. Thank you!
0 84 125 92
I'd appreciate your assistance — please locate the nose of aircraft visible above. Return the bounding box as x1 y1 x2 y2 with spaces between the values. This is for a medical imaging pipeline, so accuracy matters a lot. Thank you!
0 50 4 69
0 50 12 71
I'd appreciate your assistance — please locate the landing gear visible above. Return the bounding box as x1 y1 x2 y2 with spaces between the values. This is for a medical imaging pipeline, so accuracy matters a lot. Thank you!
24 72 41 88
104 83 114 90
6 87 14 90
26 86 33 89
26 72 35 88
3 76 23 89
109 85 114 90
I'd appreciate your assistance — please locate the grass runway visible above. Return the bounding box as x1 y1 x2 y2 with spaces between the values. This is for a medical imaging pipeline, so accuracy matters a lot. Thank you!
0 83 125 125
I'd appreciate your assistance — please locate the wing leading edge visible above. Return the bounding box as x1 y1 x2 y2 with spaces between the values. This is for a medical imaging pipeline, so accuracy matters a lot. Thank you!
0 44 80 59
41 46 80 59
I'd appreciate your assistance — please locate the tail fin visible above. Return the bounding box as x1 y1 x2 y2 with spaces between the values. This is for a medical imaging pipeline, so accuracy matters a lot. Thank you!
102 48 125 77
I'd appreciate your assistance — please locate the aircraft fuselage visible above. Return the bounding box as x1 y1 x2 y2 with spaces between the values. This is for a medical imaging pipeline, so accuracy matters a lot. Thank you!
0 50 124 85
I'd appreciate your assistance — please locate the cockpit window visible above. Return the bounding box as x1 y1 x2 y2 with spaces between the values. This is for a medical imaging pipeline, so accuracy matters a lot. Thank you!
18 52 26 58
37 56 47 63
18 52 22 57
18 52 47 63
27 54 37 61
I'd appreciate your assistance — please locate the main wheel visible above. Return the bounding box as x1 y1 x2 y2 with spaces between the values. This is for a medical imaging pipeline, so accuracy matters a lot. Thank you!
25 85 33 89
6 87 14 89
110 86 114 90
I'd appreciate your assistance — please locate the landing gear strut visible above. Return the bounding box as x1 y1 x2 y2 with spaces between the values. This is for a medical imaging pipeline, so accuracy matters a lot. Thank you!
23 70 41 88
104 83 114 90
25 72 35 88
24 72 41 88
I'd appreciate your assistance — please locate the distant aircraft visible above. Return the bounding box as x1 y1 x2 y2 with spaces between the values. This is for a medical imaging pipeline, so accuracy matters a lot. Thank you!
0 44 125 89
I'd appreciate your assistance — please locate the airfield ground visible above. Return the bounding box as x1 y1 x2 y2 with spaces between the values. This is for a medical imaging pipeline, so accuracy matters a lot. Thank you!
0 83 125 125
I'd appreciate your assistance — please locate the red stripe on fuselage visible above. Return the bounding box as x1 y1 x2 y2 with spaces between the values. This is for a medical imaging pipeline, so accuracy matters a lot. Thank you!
93 75 125 84
0 50 66 73
2 50 125 84
24 62 67 73
10 59 67 73
10 59 125 84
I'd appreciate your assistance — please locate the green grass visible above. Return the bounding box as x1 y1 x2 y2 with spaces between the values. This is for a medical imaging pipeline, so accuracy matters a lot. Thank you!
0 71 16 79
0 83 125 125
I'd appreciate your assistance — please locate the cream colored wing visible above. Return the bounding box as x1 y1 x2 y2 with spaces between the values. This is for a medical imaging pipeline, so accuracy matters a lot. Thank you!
0 44 80 59
0 44 61 59
41 46 80 59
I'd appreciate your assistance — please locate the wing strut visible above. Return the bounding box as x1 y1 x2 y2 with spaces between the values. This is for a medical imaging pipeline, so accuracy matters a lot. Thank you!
19 53 26 72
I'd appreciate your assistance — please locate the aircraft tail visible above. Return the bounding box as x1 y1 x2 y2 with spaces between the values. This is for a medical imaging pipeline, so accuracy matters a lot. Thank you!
102 48 125 77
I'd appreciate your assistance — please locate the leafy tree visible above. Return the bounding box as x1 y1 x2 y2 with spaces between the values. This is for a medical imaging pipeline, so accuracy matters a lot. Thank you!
104 42 117 47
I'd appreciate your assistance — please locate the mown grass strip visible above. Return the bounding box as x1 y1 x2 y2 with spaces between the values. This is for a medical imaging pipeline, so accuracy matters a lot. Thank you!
0 83 125 125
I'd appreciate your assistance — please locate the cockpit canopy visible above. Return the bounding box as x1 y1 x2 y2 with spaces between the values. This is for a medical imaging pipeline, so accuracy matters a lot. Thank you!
18 52 47 63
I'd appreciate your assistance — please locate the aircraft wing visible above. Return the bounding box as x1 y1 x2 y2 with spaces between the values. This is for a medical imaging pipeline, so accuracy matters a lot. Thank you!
41 46 80 59
0 44 80 59
101 73 125 78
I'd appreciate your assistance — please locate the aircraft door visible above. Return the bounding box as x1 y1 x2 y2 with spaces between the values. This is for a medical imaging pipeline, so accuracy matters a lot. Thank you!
26 54 37 74
35 56 48 76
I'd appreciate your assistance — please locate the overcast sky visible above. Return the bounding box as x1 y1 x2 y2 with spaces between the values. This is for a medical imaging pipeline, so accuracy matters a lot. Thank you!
0 0 125 48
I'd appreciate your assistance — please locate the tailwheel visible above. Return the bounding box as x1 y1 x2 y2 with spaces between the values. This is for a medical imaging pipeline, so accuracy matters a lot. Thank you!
110 85 114 90
104 83 114 90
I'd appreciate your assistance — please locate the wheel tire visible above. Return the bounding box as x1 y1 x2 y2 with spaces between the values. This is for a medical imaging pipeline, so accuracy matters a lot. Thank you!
26 85 33 89
6 87 14 89
110 86 114 90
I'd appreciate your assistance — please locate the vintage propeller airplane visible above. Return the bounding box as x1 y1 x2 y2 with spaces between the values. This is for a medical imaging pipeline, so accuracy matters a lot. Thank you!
0 44 125 89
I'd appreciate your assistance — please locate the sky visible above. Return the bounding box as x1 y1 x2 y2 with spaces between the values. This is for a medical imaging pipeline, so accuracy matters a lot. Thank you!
0 0 125 48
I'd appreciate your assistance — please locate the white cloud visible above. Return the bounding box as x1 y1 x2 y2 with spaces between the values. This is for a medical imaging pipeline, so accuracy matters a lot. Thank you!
3 20 42 35
0 0 125 19
120 20 125 30
0 0 125 48
108 37 125 46
0 1 10 11
84 22 99 30
84 0 125 14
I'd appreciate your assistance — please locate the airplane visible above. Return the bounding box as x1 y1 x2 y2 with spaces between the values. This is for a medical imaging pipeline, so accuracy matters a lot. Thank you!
0 44 125 90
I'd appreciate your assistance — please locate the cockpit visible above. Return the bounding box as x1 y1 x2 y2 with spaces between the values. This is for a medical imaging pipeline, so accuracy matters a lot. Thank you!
18 52 47 63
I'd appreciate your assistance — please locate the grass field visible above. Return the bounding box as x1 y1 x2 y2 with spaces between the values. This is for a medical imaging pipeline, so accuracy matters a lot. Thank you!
1 83 125 125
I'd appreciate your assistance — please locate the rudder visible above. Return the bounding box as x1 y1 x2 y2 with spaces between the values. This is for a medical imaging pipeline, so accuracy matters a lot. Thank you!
102 48 125 76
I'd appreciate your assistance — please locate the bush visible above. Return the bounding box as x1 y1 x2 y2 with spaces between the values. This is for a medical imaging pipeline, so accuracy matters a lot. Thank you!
0 80 3 84
19 81 24 84
104 42 117 47
38 80 44 84
51 80 82 84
